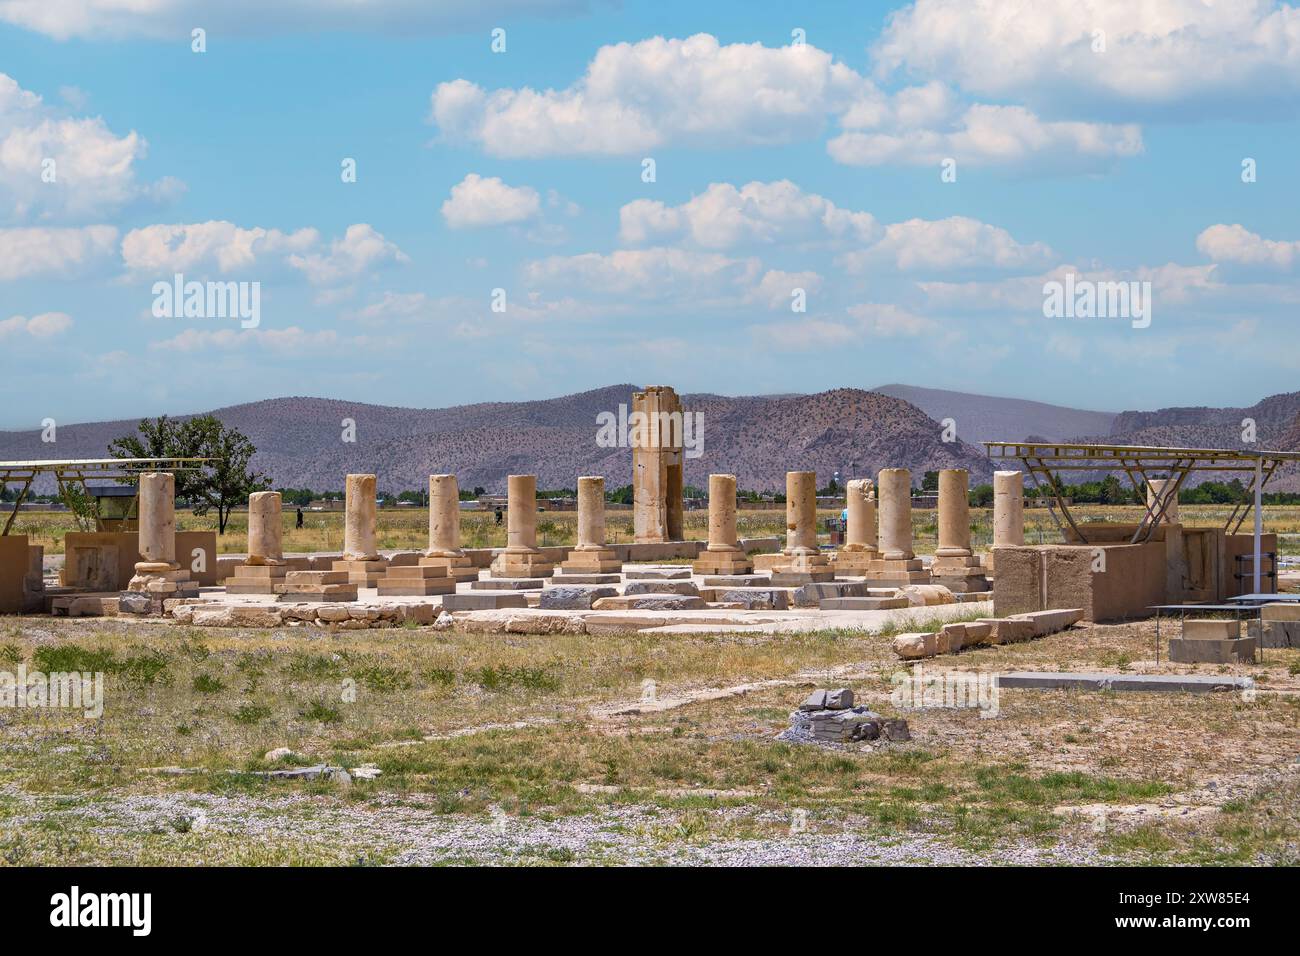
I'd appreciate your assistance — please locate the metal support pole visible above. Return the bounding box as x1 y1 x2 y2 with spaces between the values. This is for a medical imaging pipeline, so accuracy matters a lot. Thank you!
1253 456 1263 595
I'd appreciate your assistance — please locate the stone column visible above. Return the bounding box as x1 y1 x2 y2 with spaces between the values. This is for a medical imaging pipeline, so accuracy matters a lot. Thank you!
693 474 752 575
993 471 1025 547
632 385 684 543
833 478 876 575
137 472 177 569
420 474 477 582
785 471 818 555
342 474 379 561
560 476 621 573
332 474 386 586
490 474 554 578
225 490 291 595
246 491 284 565
125 472 196 603
844 479 877 552
868 468 928 585
877 468 914 561
932 468 988 592
1147 478 1180 524
936 469 971 558
775 470 830 580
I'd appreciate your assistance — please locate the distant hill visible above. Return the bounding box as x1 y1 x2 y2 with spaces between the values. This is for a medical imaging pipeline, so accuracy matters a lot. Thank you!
0 385 991 494
9 384 1300 496
872 383 1116 445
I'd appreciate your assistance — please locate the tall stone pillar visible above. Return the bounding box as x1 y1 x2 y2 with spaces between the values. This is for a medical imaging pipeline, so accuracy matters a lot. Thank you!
868 468 929 585
560 476 622 574
378 474 465 594
227 491 290 594
993 471 1025 548
247 491 284 565
632 385 685 543
419 474 478 582
931 468 988 592
832 478 877 574
489 474 554 578
332 474 386 586
126 472 197 603
773 471 832 583
693 474 753 575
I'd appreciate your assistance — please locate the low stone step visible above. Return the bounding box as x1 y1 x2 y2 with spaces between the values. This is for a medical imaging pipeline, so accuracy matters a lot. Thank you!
442 592 528 611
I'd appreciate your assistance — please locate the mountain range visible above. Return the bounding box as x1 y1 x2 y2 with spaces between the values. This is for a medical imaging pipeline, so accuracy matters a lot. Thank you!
3 384 1299 494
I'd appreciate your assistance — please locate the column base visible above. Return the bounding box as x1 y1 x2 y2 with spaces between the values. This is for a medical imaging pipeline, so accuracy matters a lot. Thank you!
490 550 554 578
332 559 388 587
276 570 358 602
377 563 456 596
420 554 480 583
865 557 932 586
560 547 623 573
692 549 754 575
225 563 290 595
830 549 878 575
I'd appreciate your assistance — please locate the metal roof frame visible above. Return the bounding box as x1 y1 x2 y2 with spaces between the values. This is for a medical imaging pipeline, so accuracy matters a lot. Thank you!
0 457 212 535
984 441 1294 594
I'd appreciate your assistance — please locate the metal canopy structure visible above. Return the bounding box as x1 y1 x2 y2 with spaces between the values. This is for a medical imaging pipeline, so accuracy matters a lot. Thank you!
984 441 1300 593
0 457 211 535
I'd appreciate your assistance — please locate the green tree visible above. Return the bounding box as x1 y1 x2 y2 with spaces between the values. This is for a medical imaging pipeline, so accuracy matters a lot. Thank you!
110 415 269 534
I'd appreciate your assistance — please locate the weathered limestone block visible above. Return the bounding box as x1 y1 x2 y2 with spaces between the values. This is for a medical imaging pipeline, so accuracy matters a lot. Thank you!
539 586 619 610
623 580 700 596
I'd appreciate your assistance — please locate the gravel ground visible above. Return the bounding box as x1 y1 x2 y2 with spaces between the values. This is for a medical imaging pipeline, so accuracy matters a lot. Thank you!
2 788 1112 866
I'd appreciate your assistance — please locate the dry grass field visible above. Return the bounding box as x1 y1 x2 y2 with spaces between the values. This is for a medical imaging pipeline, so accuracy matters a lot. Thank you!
0 613 1295 866
14 504 1300 557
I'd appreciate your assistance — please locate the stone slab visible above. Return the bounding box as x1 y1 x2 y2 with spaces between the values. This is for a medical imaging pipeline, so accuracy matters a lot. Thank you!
622 567 692 580
539 586 620 610
701 575 771 587
591 595 709 611
550 572 623 584
819 597 910 611
471 578 546 590
623 580 700 596
995 672 1253 693
1167 636 1257 664
442 593 528 611
770 570 837 587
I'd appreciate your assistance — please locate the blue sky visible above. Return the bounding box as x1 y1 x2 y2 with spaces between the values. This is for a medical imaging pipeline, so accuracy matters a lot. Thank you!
2 0 1299 428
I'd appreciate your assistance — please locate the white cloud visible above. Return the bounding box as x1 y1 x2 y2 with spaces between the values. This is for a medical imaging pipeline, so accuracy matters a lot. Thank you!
288 224 408 284
121 221 317 275
0 1 591 40
441 173 541 228
1197 223 1300 270
149 326 347 353
839 216 1054 273
0 224 117 279
875 0 1300 114
121 221 405 285
828 103 1142 168
432 34 868 157
845 302 939 336
524 246 762 301
432 34 1143 172
0 310 72 339
619 180 878 248
749 269 823 310
0 72 181 222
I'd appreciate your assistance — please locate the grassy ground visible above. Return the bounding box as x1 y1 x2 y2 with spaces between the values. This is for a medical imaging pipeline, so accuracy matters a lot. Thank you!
15 504 1300 556
0 614 1296 866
